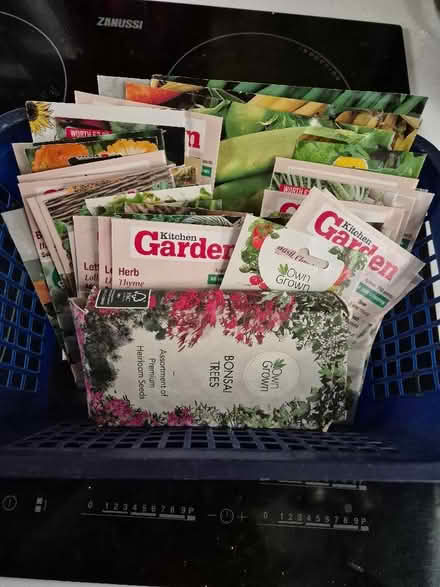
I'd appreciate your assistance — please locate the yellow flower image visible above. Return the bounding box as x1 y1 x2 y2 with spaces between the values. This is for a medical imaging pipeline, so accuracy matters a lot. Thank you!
26 101 54 135
334 156 368 170
105 138 158 156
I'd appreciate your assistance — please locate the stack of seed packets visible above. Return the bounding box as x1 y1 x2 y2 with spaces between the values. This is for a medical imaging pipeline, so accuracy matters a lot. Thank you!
2 72 431 428
8 97 222 385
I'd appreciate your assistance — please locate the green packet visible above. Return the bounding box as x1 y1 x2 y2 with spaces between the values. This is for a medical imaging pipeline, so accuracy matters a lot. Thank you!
71 287 351 429
151 74 428 116
145 82 420 151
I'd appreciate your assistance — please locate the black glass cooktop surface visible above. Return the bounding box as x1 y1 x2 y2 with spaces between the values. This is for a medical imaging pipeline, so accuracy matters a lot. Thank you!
1 480 439 586
0 0 409 114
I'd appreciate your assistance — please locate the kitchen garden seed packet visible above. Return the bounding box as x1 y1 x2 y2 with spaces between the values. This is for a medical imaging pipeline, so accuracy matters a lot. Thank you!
286 188 424 339
111 218 240 290
73 216 99 297
260 189 409 244
80 287 350 429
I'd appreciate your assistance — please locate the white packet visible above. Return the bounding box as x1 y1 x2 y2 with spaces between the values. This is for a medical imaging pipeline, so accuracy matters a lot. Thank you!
261 189 406 243
286 188 424 339
401 190 434 250
271 157 419 194
73 216 99 297
75 91 223 187
111 217 240 290
221 215 367 306
98 217 112 288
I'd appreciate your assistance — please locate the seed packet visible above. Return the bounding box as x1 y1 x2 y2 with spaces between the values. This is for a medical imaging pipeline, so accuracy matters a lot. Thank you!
16 196 83 385
73 216 99 297
18 150 167 184
270 157 412 198
75 91 223 186
150 74 428 117
12 143 33 174
25 131 165 173
98 217 112 288
400 190 434 250
80 287 350 429
221 215 367 306
261 189 408 243
111 218 240 289
286 188 424 338
139 81 421 151
68 228 79 293
1 209 66 351
25 101 186 167
34 160 174 294
85 185 215 216
97 75 153 99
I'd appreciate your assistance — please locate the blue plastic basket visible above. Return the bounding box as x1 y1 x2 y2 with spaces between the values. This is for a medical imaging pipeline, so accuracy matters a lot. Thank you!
0 108 439 481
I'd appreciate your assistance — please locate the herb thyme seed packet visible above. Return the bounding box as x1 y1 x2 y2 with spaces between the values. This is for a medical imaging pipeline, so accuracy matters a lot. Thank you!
221 215 367 307
111 217 240 289
81 287 350 429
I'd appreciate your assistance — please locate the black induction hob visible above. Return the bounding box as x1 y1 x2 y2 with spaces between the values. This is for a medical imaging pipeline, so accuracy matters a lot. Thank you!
1 479 439 586
0 0 410 115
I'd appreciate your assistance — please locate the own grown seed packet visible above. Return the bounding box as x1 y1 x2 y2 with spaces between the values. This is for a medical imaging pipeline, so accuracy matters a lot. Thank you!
286 188 424 338
81 286 351 429
110 217 240 289
221 215 368 308
25 101 187 168
74 91 223 186
143 80 422 151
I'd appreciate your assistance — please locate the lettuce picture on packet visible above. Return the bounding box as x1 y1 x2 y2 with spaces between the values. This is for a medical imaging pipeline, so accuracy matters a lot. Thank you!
80 287 351 430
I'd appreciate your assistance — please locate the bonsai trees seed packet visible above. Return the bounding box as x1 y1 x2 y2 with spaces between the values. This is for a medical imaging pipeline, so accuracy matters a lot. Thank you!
260 190 407 244
25 102 187 168
74 91 223 186
220 215 367 308
73 216 99 297
110 218 240 289
285 188 424 339
81 287 350 430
